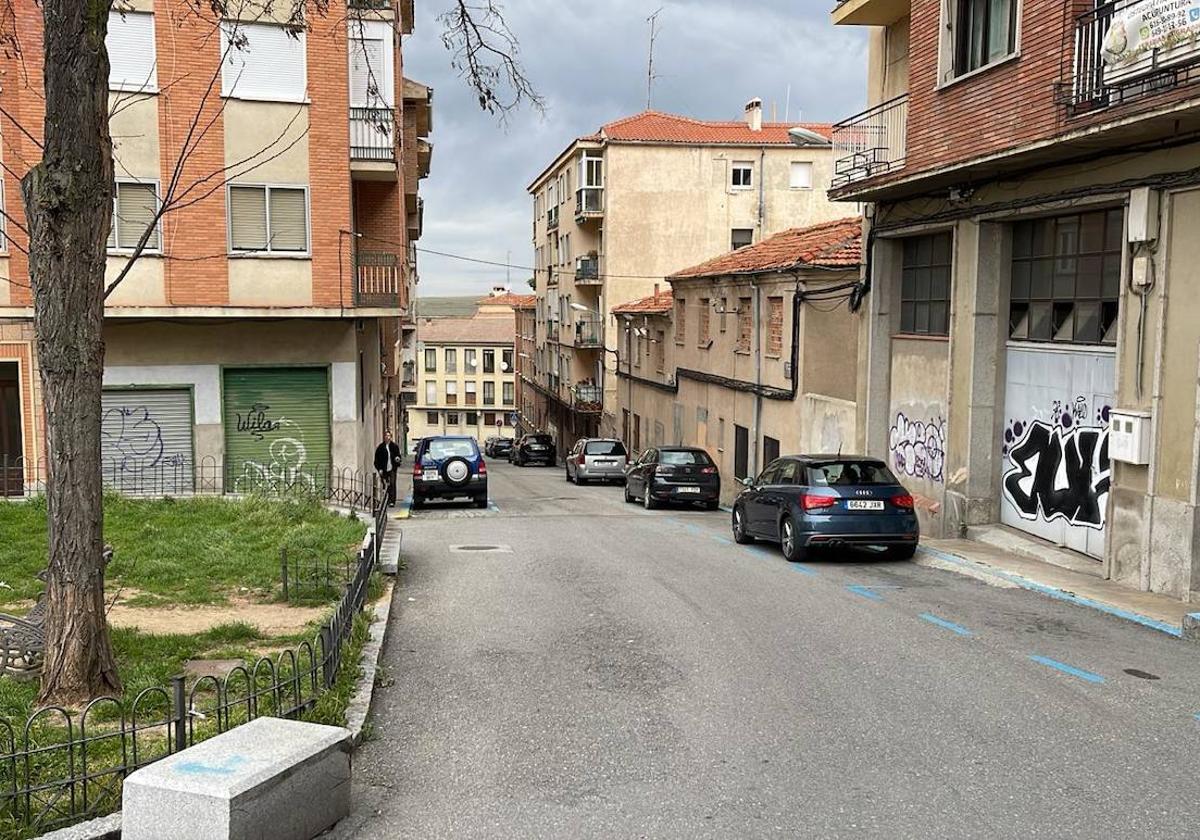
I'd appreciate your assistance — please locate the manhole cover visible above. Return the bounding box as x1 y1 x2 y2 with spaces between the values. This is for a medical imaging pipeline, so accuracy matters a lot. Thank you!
1123 668 1160 680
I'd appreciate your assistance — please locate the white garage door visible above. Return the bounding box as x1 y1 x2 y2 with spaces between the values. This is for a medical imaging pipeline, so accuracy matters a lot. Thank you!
101 388 195 494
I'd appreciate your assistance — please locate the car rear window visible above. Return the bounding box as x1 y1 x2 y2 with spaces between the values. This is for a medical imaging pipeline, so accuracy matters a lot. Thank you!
585 441 627 456
527 435 553 445
660 450 713 466
807 461 897 486
425 438 478 459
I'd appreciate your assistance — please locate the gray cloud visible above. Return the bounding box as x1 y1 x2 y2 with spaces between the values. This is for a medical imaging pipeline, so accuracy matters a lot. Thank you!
403 1 867 295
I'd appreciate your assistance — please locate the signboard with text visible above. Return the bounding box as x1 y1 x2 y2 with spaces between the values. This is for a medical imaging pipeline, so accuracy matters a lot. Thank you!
1103 0 1200 85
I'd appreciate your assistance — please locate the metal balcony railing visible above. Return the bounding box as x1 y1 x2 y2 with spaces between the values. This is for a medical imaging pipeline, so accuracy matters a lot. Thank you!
572 384 603 413
573 315 604 348
354 250 401 307
575 255 600 284
575 187 603 219
547 205 559 231
349 0 392 8
831 93 907 189
350 107 395 161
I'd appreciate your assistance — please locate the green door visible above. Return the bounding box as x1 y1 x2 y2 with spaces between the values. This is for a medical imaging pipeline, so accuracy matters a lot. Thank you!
223 367 331 494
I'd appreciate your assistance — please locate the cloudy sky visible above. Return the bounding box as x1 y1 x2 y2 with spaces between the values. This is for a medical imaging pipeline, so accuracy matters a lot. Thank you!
402 0 868 296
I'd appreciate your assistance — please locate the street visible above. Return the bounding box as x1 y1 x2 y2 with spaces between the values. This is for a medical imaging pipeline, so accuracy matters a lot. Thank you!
333 461 1200 840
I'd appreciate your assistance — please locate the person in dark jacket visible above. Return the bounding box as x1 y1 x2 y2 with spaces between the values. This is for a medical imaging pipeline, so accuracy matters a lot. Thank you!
374 430 402 506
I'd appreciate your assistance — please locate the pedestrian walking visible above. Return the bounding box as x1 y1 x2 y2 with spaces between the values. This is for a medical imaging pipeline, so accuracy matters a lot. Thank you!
374 430 402 506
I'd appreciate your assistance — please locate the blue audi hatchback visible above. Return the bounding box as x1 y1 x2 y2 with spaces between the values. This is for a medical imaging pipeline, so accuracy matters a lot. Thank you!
411 436 488 509
731 455 918 562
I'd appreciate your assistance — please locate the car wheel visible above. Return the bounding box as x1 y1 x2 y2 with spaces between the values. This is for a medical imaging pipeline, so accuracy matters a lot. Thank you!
411 495 424 510
704 499 720 512
577 476 588 486
565 467 573 483
888 544 917 561
732 507 753 544
624 484 634 503
642 486 658 510
475 497 489 509
780 517 808 563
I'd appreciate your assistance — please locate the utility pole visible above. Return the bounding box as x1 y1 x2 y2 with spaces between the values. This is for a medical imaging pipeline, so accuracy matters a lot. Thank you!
646 8 663 110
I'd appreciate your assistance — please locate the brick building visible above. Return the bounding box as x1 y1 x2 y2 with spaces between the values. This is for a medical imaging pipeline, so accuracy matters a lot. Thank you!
0 0 432 494
832 0 1200 601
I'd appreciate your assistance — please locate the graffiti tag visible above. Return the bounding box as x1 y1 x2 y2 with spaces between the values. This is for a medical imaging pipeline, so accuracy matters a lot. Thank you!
236 403 283 441
888 412 946 482
1002 421 1110 530
102 406 165 471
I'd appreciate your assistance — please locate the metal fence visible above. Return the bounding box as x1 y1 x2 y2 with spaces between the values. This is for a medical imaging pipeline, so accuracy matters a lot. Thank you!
831 93 908 189
349 107 395 161
0 497 382 836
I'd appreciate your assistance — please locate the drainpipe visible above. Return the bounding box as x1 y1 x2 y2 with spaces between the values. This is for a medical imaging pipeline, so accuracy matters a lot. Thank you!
757 146 767 240
751 278 762 477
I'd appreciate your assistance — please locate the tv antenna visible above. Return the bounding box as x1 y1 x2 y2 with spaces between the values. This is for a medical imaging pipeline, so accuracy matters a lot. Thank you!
646 8 663 110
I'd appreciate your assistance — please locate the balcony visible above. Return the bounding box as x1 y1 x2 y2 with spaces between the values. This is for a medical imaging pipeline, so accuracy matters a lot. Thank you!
350 107 395 162
575 187 603 221
1066 0 1200 115
349 0 392 8
572 383 603 414
547 205 559 231
354 250 402 307
832 0 909 25
831 94 907 189
575 255 600 285
572 315 604 349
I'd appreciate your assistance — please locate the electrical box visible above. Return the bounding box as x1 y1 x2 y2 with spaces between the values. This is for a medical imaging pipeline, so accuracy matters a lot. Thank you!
1128 187 1160 244
1109 409 1152 465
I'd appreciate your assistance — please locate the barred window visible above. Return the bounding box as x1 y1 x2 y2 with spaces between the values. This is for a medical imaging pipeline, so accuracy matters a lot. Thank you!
737 297 752 353
900 233 952 336
767 296 784 357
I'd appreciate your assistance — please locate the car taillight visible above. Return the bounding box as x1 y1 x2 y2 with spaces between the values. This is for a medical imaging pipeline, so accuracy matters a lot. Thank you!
478 459 488 476
802 494 837 512
576 454 586 465
700 467 717 474
412 462 423 478
656 465 675 475
892 493 913 510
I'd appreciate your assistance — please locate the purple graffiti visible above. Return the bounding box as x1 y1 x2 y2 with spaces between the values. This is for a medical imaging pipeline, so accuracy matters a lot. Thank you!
888 412 946 482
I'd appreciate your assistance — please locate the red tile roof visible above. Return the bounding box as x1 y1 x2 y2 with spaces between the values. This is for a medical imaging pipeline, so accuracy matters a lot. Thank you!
508 294 536 310
670 218 863 280
601 111 832 146
611 290 674 316
478 292 536 308
418 315 515 344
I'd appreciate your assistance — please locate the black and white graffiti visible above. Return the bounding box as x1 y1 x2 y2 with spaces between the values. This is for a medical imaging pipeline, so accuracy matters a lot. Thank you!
888 412 946 482
1001 417 1111 530
102 406 166 472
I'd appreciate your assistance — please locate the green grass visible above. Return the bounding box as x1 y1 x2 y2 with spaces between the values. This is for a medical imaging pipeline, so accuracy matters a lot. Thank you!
0 495 366 608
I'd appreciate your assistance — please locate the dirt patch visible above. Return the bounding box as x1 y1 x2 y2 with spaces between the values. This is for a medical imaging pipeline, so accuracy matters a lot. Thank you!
108 598 326 636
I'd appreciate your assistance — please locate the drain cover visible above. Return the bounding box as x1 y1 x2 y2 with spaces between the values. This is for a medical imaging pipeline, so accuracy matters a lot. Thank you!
1123 668 1161 680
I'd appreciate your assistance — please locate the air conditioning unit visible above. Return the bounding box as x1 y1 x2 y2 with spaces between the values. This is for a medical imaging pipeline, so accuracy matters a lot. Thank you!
1110 409 1151 465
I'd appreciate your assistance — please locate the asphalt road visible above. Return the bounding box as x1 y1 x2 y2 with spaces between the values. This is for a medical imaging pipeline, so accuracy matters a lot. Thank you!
330 461 1200 839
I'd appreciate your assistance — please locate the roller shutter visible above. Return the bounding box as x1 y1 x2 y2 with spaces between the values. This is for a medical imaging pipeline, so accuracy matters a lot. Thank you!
101 388 195 495
222 367 331 494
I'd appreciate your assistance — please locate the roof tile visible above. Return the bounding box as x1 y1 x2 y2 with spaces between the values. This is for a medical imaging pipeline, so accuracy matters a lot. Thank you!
601 110 832 146
670 217 863 279
611 290 674 316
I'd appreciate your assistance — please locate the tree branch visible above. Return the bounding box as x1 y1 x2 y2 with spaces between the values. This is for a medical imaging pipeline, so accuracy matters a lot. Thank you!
439 0 544 120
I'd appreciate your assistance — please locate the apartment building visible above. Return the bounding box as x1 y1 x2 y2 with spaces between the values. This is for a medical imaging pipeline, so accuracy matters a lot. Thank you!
512 295 538 433
831 0 1200 600
614 218 863 503
408 309 518 445
0 0 431 495
526 101 851 455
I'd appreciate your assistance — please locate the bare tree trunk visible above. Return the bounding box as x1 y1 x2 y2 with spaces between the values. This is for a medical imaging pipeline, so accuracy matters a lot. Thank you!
22 0 121 705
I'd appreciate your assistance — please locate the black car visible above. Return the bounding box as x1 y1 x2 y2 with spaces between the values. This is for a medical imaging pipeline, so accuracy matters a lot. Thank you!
489 437 514 458
732 455 918 562
624 447 720 510
513 433 556 466
411 436 488 509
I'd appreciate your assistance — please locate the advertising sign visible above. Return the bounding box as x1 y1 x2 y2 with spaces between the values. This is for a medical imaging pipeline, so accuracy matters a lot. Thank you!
1102 0 1200 85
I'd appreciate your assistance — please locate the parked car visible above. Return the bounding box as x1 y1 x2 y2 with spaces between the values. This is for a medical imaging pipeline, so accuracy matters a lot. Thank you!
513 433 557 467
566 438 628 485
489 437 514 459
411 436 488 509
731 455 918 562
624 446 720 510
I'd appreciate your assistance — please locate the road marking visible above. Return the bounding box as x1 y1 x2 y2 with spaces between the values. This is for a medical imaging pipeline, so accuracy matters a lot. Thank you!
919 612 974 637
846 584 885 602
791 563 819 577
1029 655 1105 684
711 535 734 546
1194 712 1200 723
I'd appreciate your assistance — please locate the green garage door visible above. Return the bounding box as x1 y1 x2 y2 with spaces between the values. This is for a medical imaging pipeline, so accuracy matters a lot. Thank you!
223 367 331 494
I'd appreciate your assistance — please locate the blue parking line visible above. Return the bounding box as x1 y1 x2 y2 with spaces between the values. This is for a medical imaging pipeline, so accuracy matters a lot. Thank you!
711 535 734 546
919 613 974 637
791 563 819 577
1194 712 1200 723
1029 655 1105 684
846 584 885 602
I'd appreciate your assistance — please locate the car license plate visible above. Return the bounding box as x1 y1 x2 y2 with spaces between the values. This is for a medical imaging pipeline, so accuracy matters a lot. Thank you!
847 499 884 510
531 445 545 450
422 470 439 481
677 486 701 494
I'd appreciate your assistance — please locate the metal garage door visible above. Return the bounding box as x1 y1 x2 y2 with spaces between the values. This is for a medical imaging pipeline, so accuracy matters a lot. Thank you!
101 388 195 495
223 367 331 494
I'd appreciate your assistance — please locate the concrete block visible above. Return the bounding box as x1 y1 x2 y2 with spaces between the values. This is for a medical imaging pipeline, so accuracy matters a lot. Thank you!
1184 613 1200 643
122 717 351 840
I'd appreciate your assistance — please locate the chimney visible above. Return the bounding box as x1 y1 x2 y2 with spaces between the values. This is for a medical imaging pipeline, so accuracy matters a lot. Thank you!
654 283 660 297
745 97 763 132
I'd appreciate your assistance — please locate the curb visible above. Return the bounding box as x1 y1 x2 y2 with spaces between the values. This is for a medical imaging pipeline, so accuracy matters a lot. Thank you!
346 581 394 746
32 814 121 840
917 545 1185 638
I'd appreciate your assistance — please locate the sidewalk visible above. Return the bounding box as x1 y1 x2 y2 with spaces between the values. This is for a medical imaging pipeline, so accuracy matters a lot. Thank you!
917 537 1197 639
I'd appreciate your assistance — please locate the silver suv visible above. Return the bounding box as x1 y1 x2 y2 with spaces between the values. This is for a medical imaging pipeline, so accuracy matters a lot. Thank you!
565 438 629 485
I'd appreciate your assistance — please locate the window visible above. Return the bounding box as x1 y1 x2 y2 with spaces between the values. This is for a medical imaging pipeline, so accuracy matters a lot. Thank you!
719 297 728 333
228 185 308 253
445 381 458 405
737 297 753 353
586 440 627 457
465 382 477 405
349 23 394 107
446 412 460 426
220 22 307 102
789 161 813 190
634 333 642 367
655 330 666 373
766 296 785 357
675 299 686 345
426 411 438 425
807 460 899 486
483 349 495 373
108 181 160 251
732 229 754 250
444 348 457 374
900 232 952 336
699 298 711 347
466 411 479 426
953 0 1018 76
424 348 437 372
465 349 477 374
502 382 514 405
1010 209 1122 345
763 436 780 466
483 381 496 405
484 411 497 425
107 11 157 91
425 382 436 404
501 349 513 372
731 161 754 190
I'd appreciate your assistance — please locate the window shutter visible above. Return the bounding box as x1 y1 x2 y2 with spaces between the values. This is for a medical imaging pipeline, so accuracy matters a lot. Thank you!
115 182 159 249
267 188 307 252
790 161 813 189
229 186 267 251
221 22 306 102
350 37 386 106
107 12 157 91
